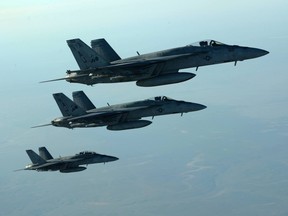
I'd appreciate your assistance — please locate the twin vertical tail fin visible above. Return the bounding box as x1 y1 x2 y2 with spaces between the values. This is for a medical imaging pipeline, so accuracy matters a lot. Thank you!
53 93 86 117
72 91 96 111
38 147 53 160
67 38 109 70
91 38 121 62
26 150 46 164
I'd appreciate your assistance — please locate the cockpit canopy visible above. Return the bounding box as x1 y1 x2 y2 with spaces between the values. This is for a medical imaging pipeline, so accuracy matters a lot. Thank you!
188 40 226 47
77 151 96 155
149 96 174 101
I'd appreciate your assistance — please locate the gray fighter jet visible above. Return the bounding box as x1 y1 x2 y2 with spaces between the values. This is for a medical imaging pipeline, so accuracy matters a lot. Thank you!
33 91 206 130
17 147 118 173
41 38 268 86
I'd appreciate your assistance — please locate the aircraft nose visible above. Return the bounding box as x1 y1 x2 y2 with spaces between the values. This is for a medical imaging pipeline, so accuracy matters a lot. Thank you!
108 156 119 162
239 47 269 60
251 48 269 58
113 156 119 161
183 102 207 112
193 103 207 111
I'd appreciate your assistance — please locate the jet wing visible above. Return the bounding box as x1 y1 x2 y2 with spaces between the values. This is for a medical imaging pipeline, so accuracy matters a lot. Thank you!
103 52 208 69
26 162 59 169
87 52 206 77
69 105 158 123
69 52 207 76
69 111 123 122
30 159 82 169
40 51 208 83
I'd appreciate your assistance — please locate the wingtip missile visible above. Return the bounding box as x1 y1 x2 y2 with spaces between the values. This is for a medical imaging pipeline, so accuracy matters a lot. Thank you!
14 168 26 172
39 73 90 84
31 123 52 128
39 77 69 83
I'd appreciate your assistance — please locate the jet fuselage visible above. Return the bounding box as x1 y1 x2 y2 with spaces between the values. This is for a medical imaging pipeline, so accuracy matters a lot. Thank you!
73 41 268 85
25 151 118 172
51 95 206 130
43 39 268 86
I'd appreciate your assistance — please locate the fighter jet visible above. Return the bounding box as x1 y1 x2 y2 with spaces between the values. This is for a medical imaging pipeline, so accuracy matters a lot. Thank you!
33 91 206 130
41 38 269 87
17 147 118 173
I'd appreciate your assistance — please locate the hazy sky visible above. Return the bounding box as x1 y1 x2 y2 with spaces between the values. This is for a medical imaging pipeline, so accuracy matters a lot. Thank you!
1 1 288 216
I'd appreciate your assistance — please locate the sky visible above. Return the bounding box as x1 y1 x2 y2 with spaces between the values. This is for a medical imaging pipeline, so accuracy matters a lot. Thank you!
0 0 288 215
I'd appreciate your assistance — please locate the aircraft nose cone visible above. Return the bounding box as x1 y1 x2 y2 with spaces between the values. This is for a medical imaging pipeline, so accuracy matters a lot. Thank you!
109 156 119 162
184 102 207 112
194 103 207 111
254 48 269 58
241 47 269 60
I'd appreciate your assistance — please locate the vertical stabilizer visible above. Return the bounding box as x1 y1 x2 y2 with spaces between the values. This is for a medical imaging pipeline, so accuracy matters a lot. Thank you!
53 93 86 117
26 150 46 164
72 91 96 111
39 147 53 160
67 38 109 70
91 38 121 62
